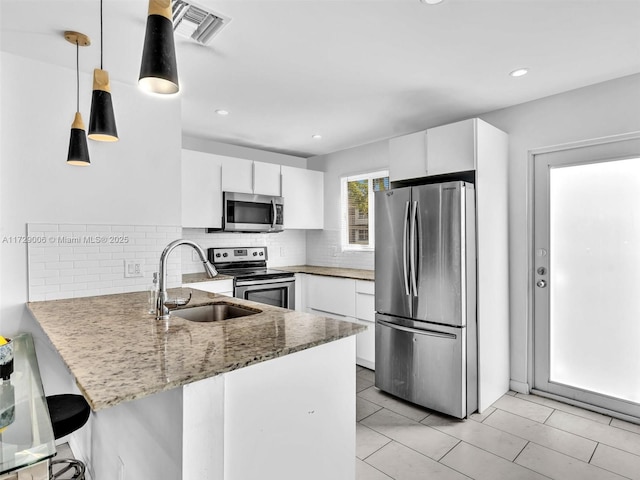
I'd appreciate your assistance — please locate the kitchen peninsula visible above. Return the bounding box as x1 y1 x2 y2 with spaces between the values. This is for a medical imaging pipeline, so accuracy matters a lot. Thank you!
27 289 364 479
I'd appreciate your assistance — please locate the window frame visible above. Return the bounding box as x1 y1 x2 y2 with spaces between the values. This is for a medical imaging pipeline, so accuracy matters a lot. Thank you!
340 169 389 252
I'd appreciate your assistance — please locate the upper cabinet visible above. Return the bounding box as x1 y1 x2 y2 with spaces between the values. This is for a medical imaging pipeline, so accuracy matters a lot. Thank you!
182 150 323 230
425 118 476 176
253 162 282 196
221 158 281 196
388 130 427 182
181 150 222 229
389 118 497 182
281 166 324 229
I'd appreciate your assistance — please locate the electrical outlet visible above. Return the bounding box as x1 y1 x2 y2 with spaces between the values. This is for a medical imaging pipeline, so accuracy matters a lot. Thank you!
280 247 286 257
124 260 144 278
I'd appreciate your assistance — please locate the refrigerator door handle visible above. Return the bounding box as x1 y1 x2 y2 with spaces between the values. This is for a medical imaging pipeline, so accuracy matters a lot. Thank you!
378 319 457 339
410 200 418 296
402 200 410 296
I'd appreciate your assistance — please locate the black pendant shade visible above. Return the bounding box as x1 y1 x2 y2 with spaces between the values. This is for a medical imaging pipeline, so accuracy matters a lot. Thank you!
139 0 179 94
64 31 91 167
88 69 118 141
67 112 91 166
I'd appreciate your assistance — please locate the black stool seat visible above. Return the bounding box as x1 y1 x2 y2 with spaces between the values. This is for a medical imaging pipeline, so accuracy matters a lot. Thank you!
46 394 90 439
46 394 91 479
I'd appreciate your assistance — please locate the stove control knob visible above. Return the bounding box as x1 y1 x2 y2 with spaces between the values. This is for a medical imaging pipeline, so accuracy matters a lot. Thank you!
223 253 228 258
259 252 264 256
253 252 258 256
215 253 221 258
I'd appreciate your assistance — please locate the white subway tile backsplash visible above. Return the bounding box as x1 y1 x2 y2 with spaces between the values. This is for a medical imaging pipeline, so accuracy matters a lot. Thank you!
27 223 182 302
59 224 86 232
86 225 112 232
306 229 375 270
180 228 308 274
134 226 158 233
32 224 59 232
29 222 372 302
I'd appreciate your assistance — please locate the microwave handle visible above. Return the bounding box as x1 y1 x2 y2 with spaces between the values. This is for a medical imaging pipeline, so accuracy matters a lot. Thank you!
271 199 277 229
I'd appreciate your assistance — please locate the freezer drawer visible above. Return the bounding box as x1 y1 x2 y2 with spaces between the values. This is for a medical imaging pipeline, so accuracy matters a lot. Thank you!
374 313 475 418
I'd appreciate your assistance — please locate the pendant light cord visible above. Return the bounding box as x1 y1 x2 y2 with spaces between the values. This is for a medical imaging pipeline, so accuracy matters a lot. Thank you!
76 40 80 113
100 0 103 69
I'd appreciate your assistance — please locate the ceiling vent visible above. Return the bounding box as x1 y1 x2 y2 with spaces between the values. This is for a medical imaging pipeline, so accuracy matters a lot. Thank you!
172 0 231 45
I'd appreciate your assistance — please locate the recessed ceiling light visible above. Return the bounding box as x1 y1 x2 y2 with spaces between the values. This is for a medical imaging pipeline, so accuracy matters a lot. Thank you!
420 0 445 4
312 134 322 140
215 109 229 115
509 68 529 78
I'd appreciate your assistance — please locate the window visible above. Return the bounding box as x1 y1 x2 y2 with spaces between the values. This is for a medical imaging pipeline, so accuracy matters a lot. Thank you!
341 170 389 250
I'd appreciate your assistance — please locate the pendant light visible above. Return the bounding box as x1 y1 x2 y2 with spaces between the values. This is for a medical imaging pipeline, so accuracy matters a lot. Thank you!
139 0 179 94
65 31 91 166
88 0 118 141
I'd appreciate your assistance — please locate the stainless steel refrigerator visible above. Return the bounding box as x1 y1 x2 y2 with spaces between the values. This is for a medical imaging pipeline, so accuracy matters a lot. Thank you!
374 181 477 418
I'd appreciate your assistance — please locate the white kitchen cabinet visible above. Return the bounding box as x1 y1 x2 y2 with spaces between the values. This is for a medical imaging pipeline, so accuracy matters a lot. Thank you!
184 279 233 297
221 158 282 196
253 162 282 196
281 166 324 229
306 275 356 317
389 118 496 182
181 149 223 229
389 130 427 182
304 275 375 369
355 280 375 369
221 157 254 194
294 273 306 312
425 118 476 175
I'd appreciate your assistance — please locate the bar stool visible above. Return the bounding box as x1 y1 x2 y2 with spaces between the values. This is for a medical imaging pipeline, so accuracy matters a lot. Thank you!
46 394 91 480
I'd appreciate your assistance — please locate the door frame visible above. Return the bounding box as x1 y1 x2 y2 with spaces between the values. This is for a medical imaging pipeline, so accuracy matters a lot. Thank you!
526 131 640 422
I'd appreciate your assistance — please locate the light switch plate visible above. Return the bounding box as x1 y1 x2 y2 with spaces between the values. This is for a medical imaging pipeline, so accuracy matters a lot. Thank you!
124 259 144 278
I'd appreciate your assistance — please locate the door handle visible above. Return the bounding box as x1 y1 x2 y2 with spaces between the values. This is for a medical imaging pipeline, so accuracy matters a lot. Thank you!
378 319 457 339
402 201 410 296
536 280 547 288
410 200 418 296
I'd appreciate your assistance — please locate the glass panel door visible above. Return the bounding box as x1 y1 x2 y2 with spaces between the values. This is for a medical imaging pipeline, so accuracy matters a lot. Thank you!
533 135 640 419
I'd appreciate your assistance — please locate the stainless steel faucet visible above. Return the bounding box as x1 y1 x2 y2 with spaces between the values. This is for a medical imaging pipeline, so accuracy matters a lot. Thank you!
156 239 217 320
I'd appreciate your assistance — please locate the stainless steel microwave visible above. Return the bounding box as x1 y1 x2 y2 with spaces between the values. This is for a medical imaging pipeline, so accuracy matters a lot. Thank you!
223 192 284 233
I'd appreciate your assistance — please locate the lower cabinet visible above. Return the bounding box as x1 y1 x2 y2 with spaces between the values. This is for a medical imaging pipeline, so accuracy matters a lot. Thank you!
302 274 375 369
355 281 375 370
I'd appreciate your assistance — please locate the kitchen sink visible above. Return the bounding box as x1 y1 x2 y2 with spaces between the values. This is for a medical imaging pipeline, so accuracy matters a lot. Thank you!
173 302 261 322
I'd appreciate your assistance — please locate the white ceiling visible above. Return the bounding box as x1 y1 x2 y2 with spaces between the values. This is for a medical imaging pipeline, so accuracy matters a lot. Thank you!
2 0 639 158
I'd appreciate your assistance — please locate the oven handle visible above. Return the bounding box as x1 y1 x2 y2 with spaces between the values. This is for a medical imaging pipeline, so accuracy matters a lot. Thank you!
235 277 295 287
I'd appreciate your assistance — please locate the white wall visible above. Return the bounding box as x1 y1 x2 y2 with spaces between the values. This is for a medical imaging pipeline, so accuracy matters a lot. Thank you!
306 139 389 270
480 73 640 391
0 53 182 393
182 135 307 168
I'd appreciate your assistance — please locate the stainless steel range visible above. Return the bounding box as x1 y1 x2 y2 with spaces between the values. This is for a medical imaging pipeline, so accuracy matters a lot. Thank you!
208 247 295 310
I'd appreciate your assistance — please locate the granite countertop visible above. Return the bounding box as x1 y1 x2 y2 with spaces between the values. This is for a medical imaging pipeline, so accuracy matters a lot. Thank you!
182 272 234 284
182 266 374 283
27 290 365 411
276 265 375 282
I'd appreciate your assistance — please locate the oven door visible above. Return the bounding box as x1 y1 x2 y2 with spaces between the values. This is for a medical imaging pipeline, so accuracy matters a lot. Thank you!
223 192 284 232
235 278 295 310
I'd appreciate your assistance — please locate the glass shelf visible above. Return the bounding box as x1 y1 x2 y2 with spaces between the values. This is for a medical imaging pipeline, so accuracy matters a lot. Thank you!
0 333 55 474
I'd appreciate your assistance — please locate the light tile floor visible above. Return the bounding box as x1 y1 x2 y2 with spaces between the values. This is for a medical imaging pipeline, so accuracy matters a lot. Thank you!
355 366 640 480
